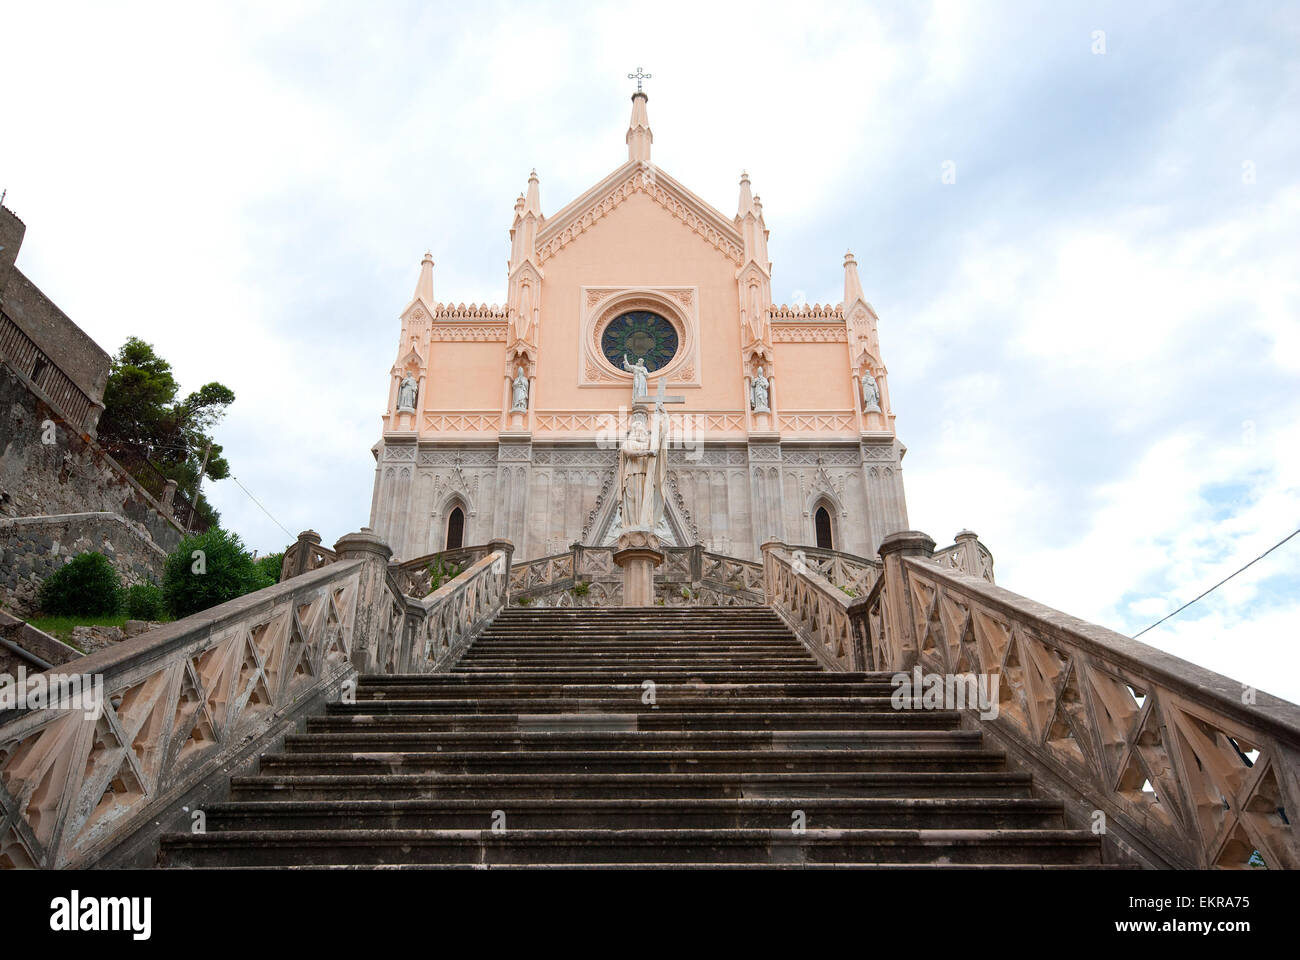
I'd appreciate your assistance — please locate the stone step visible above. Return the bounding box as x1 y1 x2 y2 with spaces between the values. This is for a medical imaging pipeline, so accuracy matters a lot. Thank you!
326 695 920 714
229 770 1038 802
447 667 826 678
160 827 1102 867
256 747 1007 776
455 650 816 660
306 711 962 734
206 861 1138 870
355 681 902 701
198 797 1067 831
282 729 985 753
160 601 1105 868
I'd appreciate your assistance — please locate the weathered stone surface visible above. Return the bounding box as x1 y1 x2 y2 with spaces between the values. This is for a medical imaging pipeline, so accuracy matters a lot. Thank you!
0 363 184 552
0 512 166 617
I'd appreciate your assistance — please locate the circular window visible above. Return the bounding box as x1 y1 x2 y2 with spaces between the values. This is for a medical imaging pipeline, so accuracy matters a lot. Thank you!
600 311 679 373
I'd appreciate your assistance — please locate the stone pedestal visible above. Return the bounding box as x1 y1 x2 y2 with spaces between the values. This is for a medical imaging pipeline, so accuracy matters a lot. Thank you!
612 529 664 607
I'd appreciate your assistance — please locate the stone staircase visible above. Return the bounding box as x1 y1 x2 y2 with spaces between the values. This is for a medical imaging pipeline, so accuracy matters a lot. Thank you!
160 607 1114 868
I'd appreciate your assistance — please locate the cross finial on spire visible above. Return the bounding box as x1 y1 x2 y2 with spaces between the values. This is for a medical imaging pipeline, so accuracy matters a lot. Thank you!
628 66 652 93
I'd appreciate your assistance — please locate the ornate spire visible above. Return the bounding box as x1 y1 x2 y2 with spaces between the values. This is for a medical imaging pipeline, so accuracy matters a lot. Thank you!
736 171 755 219
413 252 434 307
523 169 542 217
843 250 865 305
626 91 653 164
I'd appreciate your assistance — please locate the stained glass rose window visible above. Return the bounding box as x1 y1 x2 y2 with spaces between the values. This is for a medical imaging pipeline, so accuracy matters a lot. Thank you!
600 311 679 372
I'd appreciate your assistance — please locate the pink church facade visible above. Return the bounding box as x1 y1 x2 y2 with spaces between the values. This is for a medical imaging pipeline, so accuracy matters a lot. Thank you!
369 91 909 562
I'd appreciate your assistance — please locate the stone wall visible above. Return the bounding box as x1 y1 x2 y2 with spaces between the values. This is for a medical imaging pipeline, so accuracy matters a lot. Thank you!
0 512 168 617
0 205 110 419
0 361 184 551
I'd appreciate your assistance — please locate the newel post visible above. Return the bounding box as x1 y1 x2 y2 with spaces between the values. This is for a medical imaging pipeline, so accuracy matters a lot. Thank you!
876 530 936 672
334 527 394 674
488 538 515 600
288 529 323 580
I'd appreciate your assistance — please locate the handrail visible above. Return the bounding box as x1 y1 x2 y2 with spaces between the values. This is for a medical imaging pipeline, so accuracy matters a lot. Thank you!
0 559 365 869
886 554 1300 869
405 550 510 673
761 544 862 671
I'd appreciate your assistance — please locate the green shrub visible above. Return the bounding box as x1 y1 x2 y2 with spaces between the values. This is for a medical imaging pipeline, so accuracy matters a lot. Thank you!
163 528 274 619
125 582 166 620
256 551 285 584
38 552 123 616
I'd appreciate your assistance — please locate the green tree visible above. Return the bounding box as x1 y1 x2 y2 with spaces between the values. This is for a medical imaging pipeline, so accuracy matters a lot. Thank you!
98 337 235 529
163 528 273 619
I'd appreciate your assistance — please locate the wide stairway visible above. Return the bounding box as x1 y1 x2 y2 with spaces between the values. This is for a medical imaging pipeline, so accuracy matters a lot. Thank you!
161 607 1109 867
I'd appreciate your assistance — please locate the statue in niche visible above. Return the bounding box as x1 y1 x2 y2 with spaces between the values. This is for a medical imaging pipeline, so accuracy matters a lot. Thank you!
751 366 770 412
861 373 881 413
397 374 418 412
511 366 529 412
622 354 649 398
616 398 668 531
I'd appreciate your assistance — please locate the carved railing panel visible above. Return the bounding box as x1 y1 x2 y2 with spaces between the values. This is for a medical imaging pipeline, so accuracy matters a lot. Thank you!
0 561 363 869
509 544 763 607
280 534 338 582
391 545 496 598
882 556 1300 869
407 550 509 673
762 546 859 672
782 544 881 598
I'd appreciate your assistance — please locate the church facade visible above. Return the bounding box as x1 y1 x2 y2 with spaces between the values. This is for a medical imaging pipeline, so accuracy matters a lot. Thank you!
368 90 909 562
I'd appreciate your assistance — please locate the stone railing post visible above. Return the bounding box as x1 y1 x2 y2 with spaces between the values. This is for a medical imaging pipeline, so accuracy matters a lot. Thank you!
954 529 993 582
161 479 178 515
333 527 394 674
291 529 323 578
488 538 515 595
876 530 935 671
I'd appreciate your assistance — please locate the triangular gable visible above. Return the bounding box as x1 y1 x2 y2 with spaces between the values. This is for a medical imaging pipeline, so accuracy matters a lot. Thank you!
536 161 744 266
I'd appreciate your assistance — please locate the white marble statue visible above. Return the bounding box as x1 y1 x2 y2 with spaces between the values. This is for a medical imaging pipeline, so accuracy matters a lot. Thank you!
616 400 668 531
751 366 770 412
622 354 649 398
861 374 881 413
511 366 529 412
397 374 418 411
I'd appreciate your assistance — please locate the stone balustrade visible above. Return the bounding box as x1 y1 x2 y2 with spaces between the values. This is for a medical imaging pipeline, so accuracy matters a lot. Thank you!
398 548 512 674
279 530 338 581
0 557 365 868
388 543 502 598
0 528 514 869
508 542 764 608
806 528 1298 870
761 543 866 672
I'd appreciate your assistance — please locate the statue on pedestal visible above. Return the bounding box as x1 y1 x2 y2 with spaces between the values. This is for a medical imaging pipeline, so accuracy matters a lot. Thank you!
616 400 668 531
622 354 649 399
861 373 881 413
751 366 770 412
397 374 418 412
510 366 529 411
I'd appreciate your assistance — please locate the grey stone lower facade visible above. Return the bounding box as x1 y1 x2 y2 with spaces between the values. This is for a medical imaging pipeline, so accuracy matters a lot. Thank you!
369 438 909 562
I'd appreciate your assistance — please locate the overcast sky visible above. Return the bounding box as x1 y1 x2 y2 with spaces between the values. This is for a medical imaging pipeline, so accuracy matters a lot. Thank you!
3 1 1298 701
